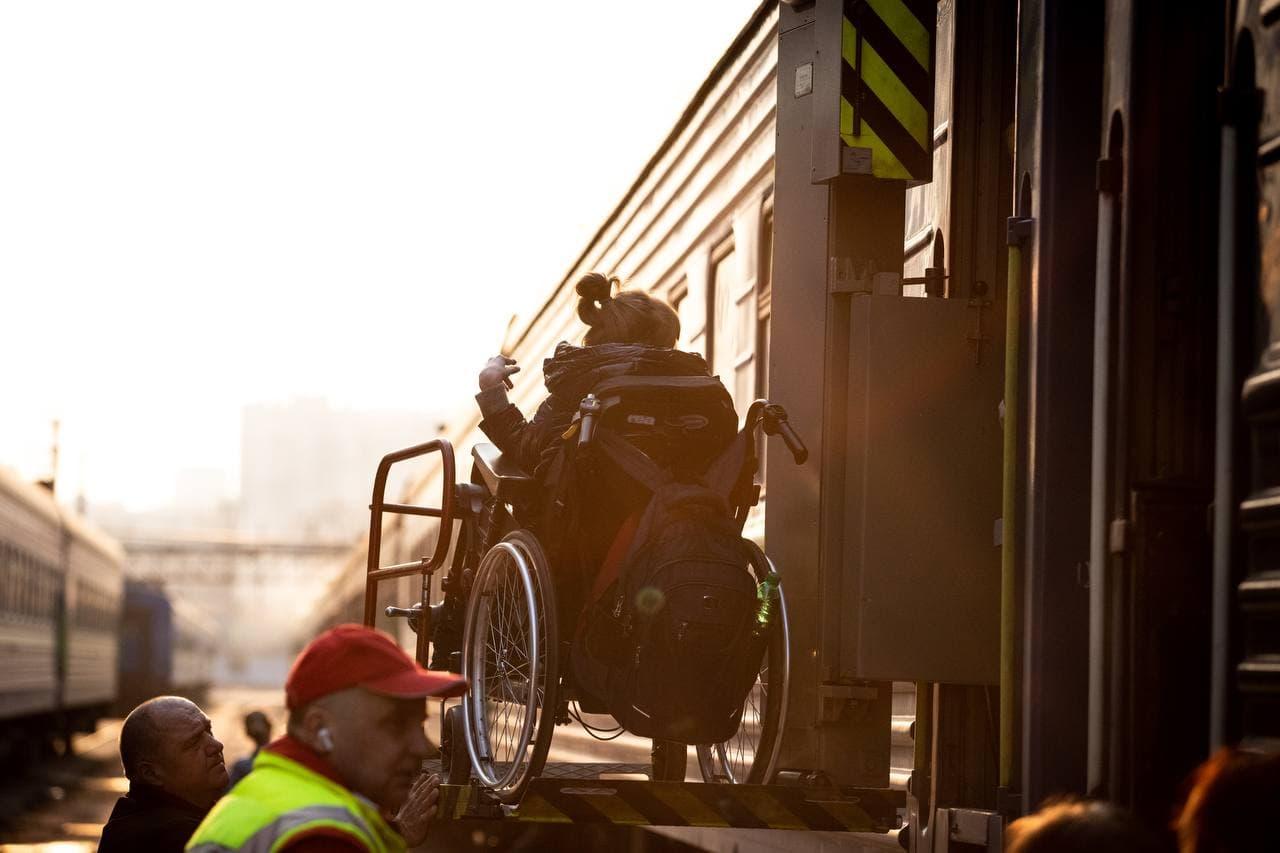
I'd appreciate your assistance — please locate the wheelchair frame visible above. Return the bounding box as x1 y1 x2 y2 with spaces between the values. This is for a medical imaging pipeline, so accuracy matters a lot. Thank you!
362 395 808 803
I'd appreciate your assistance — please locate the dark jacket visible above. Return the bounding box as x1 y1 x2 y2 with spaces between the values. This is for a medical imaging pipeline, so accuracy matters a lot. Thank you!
98 781 209 853
476 342 714 479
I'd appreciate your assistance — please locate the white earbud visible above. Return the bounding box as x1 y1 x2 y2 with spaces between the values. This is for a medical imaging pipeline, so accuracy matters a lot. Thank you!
316 727 335 753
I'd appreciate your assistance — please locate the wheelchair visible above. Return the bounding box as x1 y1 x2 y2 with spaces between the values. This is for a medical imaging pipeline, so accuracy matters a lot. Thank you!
362 375 808 803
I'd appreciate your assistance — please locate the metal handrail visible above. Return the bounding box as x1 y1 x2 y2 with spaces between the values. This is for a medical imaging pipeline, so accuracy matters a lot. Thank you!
362 440 456 660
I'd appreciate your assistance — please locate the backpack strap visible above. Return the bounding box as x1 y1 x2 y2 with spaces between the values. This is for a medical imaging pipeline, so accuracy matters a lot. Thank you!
703 430 753 505
595 430 672 494
590 509 643 603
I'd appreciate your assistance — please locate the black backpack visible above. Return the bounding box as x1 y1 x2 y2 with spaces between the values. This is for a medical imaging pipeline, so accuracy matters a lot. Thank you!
571 430 769 744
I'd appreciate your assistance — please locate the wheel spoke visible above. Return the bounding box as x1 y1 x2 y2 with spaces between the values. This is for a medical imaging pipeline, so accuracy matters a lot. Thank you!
462 536 556 800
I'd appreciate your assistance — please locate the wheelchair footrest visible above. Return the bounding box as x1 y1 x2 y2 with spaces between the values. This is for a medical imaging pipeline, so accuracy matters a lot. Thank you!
435 778 905 833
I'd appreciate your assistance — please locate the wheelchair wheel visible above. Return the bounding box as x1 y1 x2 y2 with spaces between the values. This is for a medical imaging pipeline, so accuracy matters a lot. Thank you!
696 581 790 784
461 530 559 803
440 704 470 786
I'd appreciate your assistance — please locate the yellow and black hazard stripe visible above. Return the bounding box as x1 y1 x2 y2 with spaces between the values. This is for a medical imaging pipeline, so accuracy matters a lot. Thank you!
840 0 935 181
436 780 904 833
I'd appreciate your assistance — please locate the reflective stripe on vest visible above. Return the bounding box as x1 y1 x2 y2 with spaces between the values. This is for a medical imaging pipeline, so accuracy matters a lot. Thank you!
187 805 374 853
184 750 404 853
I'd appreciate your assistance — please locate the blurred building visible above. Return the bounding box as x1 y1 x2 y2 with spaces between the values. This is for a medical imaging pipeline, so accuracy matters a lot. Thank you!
88 397 443 686
239 397 443 541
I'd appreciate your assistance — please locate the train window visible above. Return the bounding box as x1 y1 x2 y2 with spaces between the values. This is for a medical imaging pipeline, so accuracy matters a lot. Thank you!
0 544 10 613
20 553 31 619
25 557 36 620
25 555 35 619
34 559 44 620
76 579 106 629
6 547 16 615
671 280 693 351
709 236 761 414
6 550 12 615
9 551 18 617
708 239 735 378
38 565 52 620
675 279 707 357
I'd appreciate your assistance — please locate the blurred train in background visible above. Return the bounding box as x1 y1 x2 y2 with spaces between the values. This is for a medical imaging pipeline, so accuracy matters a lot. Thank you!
116 580 217 712
0 465 213 765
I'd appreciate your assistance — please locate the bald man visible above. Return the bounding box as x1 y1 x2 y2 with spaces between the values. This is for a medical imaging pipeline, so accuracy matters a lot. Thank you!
99 696 229 853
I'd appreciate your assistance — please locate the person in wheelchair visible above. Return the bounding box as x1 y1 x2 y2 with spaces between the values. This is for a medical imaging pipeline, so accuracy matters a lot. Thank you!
432 273 754 780
430 272 723 665
473 271 705 478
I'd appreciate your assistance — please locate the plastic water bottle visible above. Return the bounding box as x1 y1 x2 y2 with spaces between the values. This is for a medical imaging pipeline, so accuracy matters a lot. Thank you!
754 571 780 629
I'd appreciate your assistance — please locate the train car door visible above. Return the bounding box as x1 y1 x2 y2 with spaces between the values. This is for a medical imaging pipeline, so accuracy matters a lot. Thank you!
1220 4 1280 753
1088 0 1222 822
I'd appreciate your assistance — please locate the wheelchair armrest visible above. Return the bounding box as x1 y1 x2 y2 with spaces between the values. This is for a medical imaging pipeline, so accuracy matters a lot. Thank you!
471 443 537 503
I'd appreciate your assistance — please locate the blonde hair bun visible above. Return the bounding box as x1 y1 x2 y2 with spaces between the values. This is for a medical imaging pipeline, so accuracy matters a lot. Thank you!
575 272 616 326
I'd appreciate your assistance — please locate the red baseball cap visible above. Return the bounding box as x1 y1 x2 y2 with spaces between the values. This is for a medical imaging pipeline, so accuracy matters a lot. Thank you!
286 624 467 710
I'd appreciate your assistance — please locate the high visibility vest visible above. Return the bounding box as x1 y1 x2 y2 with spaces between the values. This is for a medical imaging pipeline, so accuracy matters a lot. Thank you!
185 750 406 853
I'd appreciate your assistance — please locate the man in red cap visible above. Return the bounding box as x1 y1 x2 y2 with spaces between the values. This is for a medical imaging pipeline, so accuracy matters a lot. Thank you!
186 624 466 853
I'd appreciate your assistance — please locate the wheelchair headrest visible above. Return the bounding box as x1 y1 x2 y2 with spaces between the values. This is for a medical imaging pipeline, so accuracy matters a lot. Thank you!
589 374 732 398
584 374 739 475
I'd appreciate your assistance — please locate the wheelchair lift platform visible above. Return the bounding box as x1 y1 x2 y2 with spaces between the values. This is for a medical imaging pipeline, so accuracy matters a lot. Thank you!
423 759 652 782
432 775 904 834
363 429 901 837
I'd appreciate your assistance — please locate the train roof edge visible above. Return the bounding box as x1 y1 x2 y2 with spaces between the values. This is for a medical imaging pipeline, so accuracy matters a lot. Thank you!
0 463 126 566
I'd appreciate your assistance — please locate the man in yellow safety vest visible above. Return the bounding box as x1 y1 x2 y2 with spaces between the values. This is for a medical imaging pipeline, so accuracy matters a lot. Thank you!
186 624 466 852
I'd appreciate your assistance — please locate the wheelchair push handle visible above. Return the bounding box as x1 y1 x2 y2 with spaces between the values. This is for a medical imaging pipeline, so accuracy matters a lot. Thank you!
578 394 603 446
777 420 808 465
757 402 809 465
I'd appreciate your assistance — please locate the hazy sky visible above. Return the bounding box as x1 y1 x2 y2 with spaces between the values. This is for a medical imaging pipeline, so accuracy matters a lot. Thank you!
0 1 762 511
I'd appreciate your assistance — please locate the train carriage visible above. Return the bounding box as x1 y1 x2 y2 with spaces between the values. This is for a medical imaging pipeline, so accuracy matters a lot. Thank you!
0 465 124 753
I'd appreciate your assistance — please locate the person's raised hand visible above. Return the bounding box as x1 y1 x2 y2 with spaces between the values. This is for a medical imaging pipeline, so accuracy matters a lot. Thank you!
394 771 441 848
478 355 519 391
